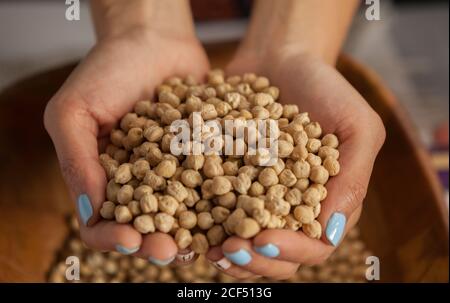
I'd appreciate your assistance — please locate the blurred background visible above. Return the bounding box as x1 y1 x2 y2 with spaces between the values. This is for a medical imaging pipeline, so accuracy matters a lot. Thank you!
0 0 448 282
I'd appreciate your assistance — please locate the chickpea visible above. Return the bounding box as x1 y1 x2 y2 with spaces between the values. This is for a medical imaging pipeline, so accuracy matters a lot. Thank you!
158 195 179 216
258 168 279 187
117 185 134 205
285 188 302 206
302 187 321 207
128 200 141 216
323 157 340 176
175 228 192 250
191 233 209 254
232 173 252 194
140 193 158 213
235 218 261 239
114 163 133 184
180 169 203 188
178 211 197 229
211 176 232 195
166 181 188 202
100 201 116 220
155 159 177 178
294 205 315 224
216 192 237 209
303 220 322 239
310 165 330 185
197 212 214 230
133 185 153 200
134 215 155 234
154 213 175 233
115 205 132 223
207 225 227 246
211 206 230 224
248 181 265 197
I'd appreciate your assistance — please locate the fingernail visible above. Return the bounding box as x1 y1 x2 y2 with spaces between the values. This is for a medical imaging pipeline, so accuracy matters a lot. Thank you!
224 249 252 266
148 256 175 266
115 244 140 255
209 257 231 270
77 194 93 226
254 243 280 258
176 250 195 263
326 212 346 246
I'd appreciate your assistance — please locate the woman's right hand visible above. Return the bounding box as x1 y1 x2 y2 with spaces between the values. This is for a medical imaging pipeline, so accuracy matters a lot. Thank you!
44 15 209 265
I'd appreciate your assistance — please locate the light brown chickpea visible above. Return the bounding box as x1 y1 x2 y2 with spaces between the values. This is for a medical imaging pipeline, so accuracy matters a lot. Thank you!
321 134 339 148
100 201 116 220
184 188 200 207
197 212 215 230
128 200 141 216
248 181 265 197
258 168 279 187
191 233 209 254
294 205 315 224
140 193 158 213
166 181 188 202
235 218 261 239
106 180 121 202
175 228 192 249
115 205 133 223
133 185 153 200
251 208 271 228
131 159 150 180
158 195 179 216
318 146 340 160
114 163 133 184
302 187 321 207
143 125 164 142
224 208 247 234
211 176 232 195
134 215 155 234
279 169 297 187
180 169 203 188
178 211 197 229
211 206 230 224
154 213 175 233
155 159 177 178
232 173 252 195
285 188 302 206
323 157 340 176
117 185 134 205
302 220 322 239
207 225 227 246
310 165 330 185
266 184 288 201
216 192 237 209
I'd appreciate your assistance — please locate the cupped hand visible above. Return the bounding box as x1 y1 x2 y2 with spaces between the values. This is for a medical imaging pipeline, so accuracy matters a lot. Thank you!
206 50 386 280
44 28 209 265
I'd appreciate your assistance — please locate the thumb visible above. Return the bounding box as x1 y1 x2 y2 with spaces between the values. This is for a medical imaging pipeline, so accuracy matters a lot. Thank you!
317 128 385 247
44 97 106 227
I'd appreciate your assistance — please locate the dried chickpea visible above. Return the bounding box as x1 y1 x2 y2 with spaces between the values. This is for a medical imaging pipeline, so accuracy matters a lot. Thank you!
258 168 279 187
211 206 230 224
207 225 227 246
211 176 232 195
106 180 121 202
143 170 166 190
115 205 133 223
266 184 288 201
154 213 175 233
266 198 291 216
285 188 302 206
143 125 164 142
114 163 133 184
131 159 150 180
203 158 224 178
249 181 265 197
166 181 188 202
235 218 261 239
292 160 311 179
294 205 315 224
180 169 203 188
302 187 321 207
251 208 271 228
321 134 339 148
158 195 179 216
279 169 297 187
318 146 340 160
303 220 322 239
133 185 152 200
134 215 155 234
323 157 340 176
216 192 237 209
282 104 299 120
117 185 134 205
306 153 322 167
140 193 158 213
197 212 214 230
224 208 247 234
310 183 328 201
285 214 301 231
191 233 209 254
100 201 116 220
304 122 322 138
175 228 192 249
128 200 141 216
232 173 252 194
178 211 197 229
155 159 177 178
310 165 330 185
306 138 322 153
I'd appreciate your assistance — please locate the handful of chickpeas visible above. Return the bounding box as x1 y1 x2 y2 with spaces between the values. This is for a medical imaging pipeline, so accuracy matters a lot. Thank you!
98 70 341 254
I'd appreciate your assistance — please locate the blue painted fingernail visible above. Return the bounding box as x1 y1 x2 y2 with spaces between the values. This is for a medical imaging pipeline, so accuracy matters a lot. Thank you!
224 249 252 266
326 212 346 246
254 243 280 258
148 256 175 266
115 245 140 255
77 194 93 226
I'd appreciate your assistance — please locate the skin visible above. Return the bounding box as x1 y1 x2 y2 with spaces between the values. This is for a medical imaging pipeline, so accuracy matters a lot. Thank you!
44 0 385 277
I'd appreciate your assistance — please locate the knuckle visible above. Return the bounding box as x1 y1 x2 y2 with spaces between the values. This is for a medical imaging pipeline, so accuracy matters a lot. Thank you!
60 157 83 194
342 181 367 214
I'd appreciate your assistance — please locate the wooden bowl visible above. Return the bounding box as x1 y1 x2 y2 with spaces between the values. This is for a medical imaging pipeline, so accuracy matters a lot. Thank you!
0 42 447 282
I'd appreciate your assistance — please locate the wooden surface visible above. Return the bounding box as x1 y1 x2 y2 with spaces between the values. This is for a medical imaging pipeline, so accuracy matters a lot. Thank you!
0 42 447 282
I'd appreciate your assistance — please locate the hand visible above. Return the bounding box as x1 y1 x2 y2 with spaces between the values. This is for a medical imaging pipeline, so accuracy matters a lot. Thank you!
205 49 386 280
44 27 209 265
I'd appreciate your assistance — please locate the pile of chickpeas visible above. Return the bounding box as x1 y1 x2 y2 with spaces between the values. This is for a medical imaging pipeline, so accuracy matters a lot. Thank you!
98 70 341 253
48 216 371 283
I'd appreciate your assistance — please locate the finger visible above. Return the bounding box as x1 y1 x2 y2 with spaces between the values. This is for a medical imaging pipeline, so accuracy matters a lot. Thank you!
135 232 178 266
220 236 300 279
79 220 142 254
206 246 258 280
253 207 361 265
318 129 382 247
44 99 106 227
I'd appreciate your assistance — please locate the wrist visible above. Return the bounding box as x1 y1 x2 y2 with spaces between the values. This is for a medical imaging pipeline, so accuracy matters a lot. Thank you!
91 0 197 42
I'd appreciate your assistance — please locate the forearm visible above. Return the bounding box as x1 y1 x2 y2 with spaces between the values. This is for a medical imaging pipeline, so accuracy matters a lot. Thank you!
238 0 359 65
90 0 196 41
